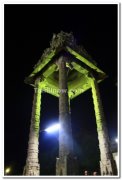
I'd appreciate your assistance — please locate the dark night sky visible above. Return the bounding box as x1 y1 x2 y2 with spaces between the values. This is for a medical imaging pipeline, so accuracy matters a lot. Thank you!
5 4 117 175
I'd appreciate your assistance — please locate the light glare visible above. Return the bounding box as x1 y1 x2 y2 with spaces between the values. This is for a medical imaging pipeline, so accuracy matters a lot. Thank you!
45 123 60 133
5 167 11 174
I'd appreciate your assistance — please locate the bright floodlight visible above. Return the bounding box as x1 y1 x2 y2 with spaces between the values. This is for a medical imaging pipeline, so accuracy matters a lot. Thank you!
45 123 60 133
115 138 118 143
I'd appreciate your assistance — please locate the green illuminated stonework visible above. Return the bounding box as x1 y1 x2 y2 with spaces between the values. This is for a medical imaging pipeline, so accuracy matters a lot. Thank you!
23 79 42 175
90 76 117 175
24 31 117 176
25 31 106 99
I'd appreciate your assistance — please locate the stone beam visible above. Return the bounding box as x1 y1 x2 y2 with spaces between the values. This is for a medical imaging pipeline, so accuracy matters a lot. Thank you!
66 46 106 75
29 50 56 78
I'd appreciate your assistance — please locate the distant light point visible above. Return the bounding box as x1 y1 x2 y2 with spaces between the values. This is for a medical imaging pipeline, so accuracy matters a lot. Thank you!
5 167 11 174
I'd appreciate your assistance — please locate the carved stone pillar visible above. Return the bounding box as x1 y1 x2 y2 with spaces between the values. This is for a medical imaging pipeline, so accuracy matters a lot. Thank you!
23 78 42 176
56 56 77 175
90 76 117 175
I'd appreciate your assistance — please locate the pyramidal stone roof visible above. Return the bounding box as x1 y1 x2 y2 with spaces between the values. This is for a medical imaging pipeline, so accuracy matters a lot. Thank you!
34 31 96 68
25 31 106 87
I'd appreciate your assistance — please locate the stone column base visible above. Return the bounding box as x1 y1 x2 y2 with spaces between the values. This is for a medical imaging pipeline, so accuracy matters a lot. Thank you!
56 155 78 175
100 159 117 175
23 163 40 176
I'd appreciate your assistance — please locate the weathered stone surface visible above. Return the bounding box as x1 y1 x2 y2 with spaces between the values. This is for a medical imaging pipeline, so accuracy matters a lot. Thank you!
56 155 78 175
56 56 78 175
23 79 42 176
91 76 117 175
34 31 94 69
23 164 40 176
24 32 115 176
58 56 73 157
